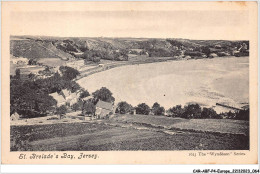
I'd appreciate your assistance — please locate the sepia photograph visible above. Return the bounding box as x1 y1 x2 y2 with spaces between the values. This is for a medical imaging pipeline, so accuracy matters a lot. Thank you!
1 1 258 164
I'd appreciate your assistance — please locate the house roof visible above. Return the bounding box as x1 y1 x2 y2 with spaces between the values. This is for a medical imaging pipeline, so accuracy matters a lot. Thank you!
11 112 19 118
96 100 113 110
62 89 71 98
11 112 20 121
66 93 78 102
82 95 93 101
49 92 66 104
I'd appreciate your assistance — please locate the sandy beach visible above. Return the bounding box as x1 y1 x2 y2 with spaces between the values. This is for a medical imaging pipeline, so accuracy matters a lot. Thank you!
78 57 249 111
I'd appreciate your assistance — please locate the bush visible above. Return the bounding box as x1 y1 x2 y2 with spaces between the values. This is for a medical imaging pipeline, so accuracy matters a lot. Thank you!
135 103 150 115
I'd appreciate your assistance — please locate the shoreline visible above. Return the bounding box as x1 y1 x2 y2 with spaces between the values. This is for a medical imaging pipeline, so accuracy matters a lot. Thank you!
75 57 177 81
76 56 247 81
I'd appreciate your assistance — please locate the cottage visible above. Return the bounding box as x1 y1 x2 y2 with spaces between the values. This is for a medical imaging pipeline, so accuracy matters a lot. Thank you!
61 89 71 99
10 112 20 121
67 93 78 106
95 100 114 119
49 92 66 107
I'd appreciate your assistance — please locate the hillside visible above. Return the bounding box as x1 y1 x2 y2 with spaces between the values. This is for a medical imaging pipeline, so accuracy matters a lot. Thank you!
10 37 75 60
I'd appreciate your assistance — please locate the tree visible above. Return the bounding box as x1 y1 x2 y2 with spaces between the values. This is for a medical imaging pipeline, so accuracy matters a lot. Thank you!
92 87 115 104
83 50 101 63
202 46 211 57
59 66 80 80
34 72 81 94
71 103 80 112
71 100 84 112
227 111 236 119
28 73 35 80
152 102 165 115
10 79 57 118
135 103 150 115
182 104 202 119
66 81 81 93
115 101 133 114
167 105 184 117
82 101 96 115
28 59 37 65
235 109 249 120
56 105 67 119
15 69 20 79
201 107 218 119
80 90 90 99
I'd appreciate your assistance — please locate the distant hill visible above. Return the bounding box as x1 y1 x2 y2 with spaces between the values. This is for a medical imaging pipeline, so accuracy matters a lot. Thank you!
10 35 249 60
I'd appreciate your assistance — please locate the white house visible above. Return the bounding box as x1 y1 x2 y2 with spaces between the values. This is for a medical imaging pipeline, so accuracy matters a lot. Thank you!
49 92 66 107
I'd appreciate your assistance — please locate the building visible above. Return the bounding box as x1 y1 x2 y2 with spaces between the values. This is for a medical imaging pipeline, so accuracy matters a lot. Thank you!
61 89 71 99
95 100 114 119
10 112 20 121
131 108 136 115
61 89 80 106
81 95 93 102
67 93 78 106
50 89 81 107
10 56 29 65
49 92 66 107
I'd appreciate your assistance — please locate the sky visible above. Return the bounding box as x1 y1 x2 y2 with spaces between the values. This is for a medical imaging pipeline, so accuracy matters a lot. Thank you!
10 10 249 40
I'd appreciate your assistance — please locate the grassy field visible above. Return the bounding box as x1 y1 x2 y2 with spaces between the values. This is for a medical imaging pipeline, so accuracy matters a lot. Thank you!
110 114 249 135
11 114 249 151
37 58 66 67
